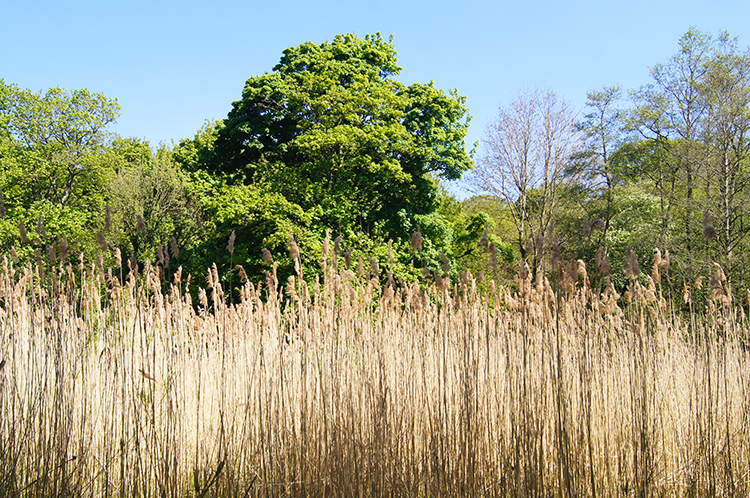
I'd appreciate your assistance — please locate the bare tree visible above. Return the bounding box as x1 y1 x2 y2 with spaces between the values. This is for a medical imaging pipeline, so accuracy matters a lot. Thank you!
469 87 582 267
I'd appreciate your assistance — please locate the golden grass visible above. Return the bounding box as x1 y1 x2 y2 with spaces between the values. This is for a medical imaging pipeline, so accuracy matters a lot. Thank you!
0 254 748 497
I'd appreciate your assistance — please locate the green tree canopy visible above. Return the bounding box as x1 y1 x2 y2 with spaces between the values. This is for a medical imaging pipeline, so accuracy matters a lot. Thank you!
198 33 473 239
0 80 120 209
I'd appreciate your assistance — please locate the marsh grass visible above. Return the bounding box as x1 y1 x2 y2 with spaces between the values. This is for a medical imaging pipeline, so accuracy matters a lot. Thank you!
0 250 748 497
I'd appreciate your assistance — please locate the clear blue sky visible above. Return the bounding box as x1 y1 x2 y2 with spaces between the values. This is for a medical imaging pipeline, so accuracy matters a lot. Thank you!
3 0 750 194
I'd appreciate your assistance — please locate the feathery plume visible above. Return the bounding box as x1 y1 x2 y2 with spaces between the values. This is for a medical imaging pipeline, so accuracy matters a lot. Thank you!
439 252 450 277
96 231 107 251
651 249 661 282
58 236 69 262
235 264 248 283
170 236 179 260
262 248 274 265
369 257 380 279
525 238 534 257
624 247 640 279
156 244 165 267
715 262 727 283
582 217 591 237
46 243 56 266
18 221 27 243
136 214 146 234
96 255 105 280
334 235 342 256
577 259 589 286
288 234 299 261
411 224 423 252
227 230 236 255
596 248 610 277
535 234 544 258
683 282 691 304
205 267 214 289
703 211 716 241
694 276 704 291
104 203 111 231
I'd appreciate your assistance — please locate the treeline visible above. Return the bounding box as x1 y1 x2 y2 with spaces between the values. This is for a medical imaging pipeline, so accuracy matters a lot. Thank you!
1 29 749 309
471 27 750 308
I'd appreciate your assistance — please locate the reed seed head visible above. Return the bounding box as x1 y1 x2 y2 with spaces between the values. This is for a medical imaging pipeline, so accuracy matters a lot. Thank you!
411 224 423 252
288 234 299 261
227 230 236 255
624 247 640 279
18 221 27 243
170 236 179 260
262 248 274 265
96 231 107 252
136 214 146 234
703 211 716 241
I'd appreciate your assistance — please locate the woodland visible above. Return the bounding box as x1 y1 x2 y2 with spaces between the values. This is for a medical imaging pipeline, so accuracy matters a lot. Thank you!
1 29 750 305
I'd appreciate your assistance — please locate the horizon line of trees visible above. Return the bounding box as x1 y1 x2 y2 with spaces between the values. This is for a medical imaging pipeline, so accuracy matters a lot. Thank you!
2 27 750 311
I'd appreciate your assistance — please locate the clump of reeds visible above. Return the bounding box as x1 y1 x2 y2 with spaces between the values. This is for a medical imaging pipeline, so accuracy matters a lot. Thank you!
0 237 748 497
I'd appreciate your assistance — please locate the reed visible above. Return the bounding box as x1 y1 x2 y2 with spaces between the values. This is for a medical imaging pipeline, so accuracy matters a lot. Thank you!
0 248 748 496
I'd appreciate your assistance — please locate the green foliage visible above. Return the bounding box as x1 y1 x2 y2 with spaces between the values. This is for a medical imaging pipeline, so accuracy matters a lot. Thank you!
203 33 473 239
416 191 516 285
0 80 122 266
106 144 202 266
173 120 223 172
0 80 119 208
185 180 319 288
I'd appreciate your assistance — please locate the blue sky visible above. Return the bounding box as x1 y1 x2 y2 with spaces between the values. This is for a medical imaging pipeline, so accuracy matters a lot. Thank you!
3 0 750 195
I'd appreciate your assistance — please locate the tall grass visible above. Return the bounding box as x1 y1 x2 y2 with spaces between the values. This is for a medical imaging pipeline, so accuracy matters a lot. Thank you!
0 251 748 496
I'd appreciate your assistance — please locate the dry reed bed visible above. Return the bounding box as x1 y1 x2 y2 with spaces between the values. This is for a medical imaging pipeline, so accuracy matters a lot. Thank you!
0 256 749 497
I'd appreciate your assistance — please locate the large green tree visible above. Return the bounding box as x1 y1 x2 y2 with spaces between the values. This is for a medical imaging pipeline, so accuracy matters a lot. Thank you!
200 33 473 239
